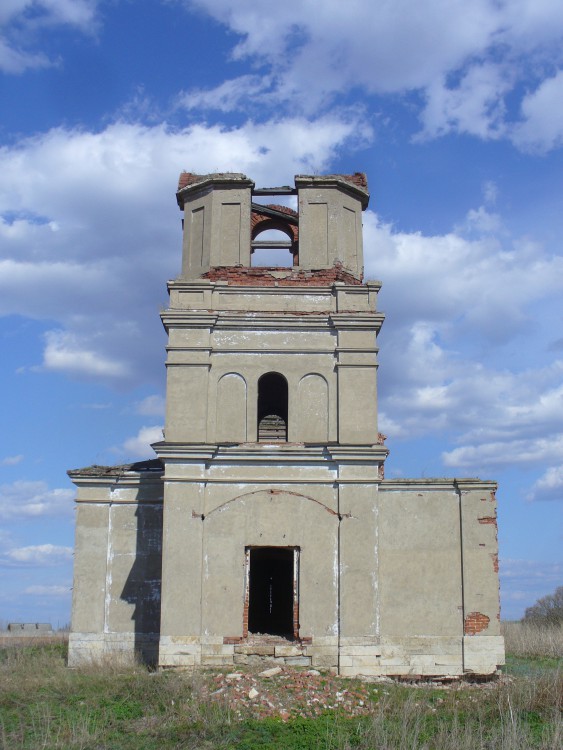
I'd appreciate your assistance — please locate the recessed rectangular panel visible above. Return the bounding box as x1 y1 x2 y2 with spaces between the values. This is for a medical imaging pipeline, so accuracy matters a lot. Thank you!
309 202 329 264
190 206 205 267
220 202 242 265
342 205 357 268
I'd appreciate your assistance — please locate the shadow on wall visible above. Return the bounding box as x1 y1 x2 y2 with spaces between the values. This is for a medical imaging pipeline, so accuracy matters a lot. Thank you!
120 463 163 666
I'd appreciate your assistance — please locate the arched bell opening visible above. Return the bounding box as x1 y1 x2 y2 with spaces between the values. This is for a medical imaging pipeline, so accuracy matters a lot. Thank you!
257 372 288 441
251 227 296 267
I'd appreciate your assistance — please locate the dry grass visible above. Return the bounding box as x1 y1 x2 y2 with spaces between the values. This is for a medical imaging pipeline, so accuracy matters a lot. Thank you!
0 632 68 650
502 620 563 659
0 632 561 750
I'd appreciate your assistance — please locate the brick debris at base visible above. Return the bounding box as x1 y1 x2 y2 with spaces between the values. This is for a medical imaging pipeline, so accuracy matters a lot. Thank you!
201 666 376 720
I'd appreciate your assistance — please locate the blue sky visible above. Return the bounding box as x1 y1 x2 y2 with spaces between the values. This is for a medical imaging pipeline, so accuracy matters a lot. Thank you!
0 0 561 627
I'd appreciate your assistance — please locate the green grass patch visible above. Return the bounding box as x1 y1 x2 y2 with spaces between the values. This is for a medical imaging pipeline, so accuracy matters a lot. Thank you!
504 654 562 676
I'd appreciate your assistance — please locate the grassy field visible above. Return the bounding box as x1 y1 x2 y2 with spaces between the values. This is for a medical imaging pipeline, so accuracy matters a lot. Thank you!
0 624 561 750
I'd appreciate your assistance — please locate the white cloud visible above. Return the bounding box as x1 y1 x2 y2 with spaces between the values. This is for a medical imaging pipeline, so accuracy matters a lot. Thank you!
362 211 563 479
364 212 563 342
443 434 563 472
0 480 74 519
2 544 72 566
526 466 563 502
461 206 504 235
1 454 23 466
418 63 511 141
43 330 131 380
512 69 563 153
0 1 98 74
177 75 273 113
0 38 50 74
183 0 563 151
121 426 163 459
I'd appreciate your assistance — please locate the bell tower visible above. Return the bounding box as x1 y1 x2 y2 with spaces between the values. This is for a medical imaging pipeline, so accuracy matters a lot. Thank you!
155 172 388 670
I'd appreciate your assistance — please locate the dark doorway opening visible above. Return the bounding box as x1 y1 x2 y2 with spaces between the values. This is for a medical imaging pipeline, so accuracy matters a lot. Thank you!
247 547 295 637
257 372 288 441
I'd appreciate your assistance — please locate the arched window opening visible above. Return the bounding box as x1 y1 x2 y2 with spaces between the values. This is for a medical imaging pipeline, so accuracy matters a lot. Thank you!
257 372 288 441
251 228 294 268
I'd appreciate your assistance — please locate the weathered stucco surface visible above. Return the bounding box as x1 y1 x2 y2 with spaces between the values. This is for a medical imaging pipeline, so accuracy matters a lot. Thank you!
68 172 504 676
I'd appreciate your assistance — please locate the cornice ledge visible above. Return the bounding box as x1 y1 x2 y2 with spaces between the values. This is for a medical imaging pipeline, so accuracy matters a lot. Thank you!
380 477 497 492
151 442 217 461
327 445 388 461
454 478 498 492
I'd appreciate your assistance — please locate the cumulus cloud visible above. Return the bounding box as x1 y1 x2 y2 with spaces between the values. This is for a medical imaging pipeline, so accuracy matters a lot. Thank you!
177 75 273 113
512 69 563 153
418 63 511 141
443 434 563 472
0 0 98 74
181 0 563 152
362 209 563 482
364 211 563 343
526 466 563 502
2 544 72 566
0 480 74 519
43 330 131 380
120 426 163 459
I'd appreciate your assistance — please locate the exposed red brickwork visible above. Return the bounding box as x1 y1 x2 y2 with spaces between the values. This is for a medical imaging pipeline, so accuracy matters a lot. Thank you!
242 598 249 639
491 552 499 573
478 516 497 525
306 173 367 190
342 172 367 189
202 263 362 286
251 204 298 227
251 207 299 243
464 611 490 635
178 172 203 190
223 636 244 644
293 587 300 640
264 204 298 218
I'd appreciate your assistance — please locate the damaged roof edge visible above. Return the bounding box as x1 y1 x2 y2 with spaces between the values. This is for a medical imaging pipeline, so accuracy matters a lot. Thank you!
176 172 369 209
67 458 163 478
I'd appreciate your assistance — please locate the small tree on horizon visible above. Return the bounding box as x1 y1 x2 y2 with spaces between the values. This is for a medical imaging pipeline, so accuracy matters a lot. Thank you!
523 585 563 625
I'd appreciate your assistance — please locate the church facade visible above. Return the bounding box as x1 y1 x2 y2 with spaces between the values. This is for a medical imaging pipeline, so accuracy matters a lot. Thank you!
68 172 504 677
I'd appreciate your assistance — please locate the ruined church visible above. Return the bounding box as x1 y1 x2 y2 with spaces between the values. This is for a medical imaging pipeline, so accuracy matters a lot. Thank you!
68 172 504 677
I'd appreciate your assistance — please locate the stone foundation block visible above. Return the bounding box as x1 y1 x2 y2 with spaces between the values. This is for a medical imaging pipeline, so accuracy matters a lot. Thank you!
274 645 304 657
311 653 338 668
284 656 311 666
234 644 276 656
